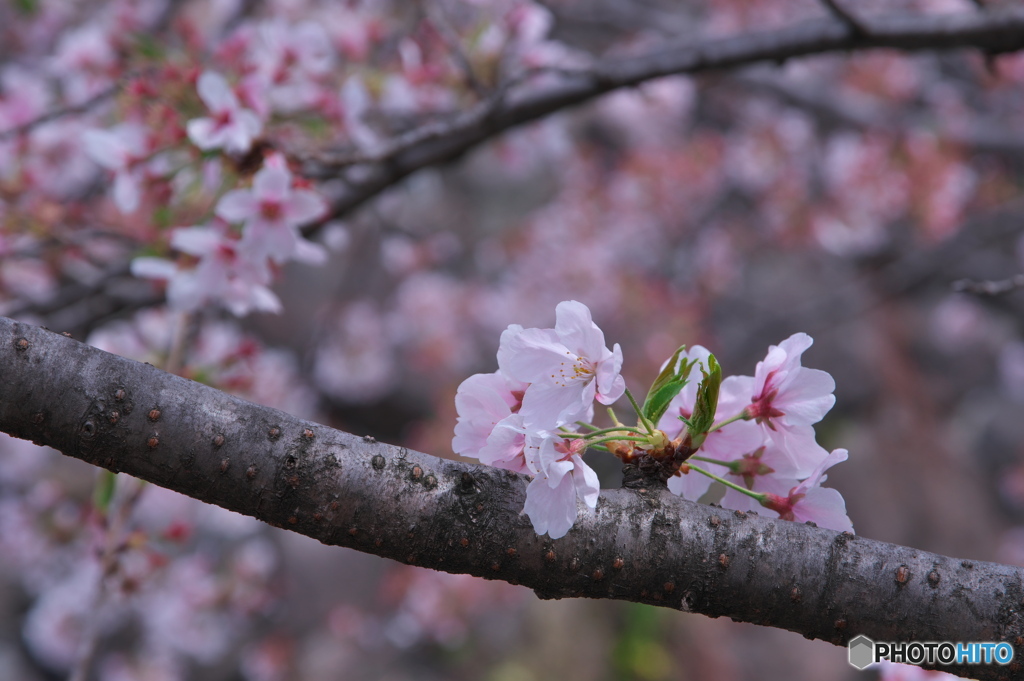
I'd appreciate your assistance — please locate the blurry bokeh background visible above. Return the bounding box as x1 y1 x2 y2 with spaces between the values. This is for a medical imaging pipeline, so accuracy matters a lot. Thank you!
2 0 1024 679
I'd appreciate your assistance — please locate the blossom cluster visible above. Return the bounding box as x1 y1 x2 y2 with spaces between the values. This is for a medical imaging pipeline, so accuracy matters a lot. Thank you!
130 152 326 316
454 301 852 538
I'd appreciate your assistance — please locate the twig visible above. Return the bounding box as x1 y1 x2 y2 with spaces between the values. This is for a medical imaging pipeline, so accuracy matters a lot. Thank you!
0 82 121 142
819 0 870 37
298 8 1024 232
67 479 148 681
953 273 1024 296
164 310 193 376
423 0 489 96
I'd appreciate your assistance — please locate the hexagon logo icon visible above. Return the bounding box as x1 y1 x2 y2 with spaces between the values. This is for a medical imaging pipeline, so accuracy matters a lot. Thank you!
848 635 875 670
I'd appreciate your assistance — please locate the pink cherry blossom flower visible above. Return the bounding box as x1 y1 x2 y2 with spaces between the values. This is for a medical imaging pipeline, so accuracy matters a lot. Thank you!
477 413 531 474
186 71 263 155
340 76 379 149
756 449 854 533
83 122 149 213
503 300 625 430
452 369 528 471
729 333 836 477
215 153 326 264
131 227 280 317
718 440 821 511
254 20 334 113
454 324 532 471
50 24 116 103
522 433 599 539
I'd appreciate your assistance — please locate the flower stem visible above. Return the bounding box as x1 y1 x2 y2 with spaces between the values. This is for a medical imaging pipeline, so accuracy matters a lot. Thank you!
562 425 646 439
585 435 649 448
624 387 657 435
689 455 734 470
686 464 767 502
708 410 748 433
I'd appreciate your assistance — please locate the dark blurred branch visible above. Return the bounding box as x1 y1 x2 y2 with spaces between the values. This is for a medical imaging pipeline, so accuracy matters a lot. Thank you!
954 274 1024 296
0 316 1020 681
730 70 1024 156
819 0 869 37
306 8 1024 229
20 8 1024 327
0 82 122 142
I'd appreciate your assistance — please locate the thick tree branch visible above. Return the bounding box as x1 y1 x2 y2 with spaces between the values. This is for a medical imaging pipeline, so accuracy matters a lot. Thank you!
0 316 1021 680
307 8 1024 228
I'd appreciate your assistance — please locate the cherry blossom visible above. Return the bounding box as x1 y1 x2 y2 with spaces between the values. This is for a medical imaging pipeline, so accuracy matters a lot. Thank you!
83 122 150 213
522 432 599 539
49 23 116 103
215 153 327 264
452 370 528 473
502 300 625 430
453 323 532 472
730 332 836 477
132 227 280 317
755 449 854 533
253 20 334 113
718 440 817 510
187 71 263 155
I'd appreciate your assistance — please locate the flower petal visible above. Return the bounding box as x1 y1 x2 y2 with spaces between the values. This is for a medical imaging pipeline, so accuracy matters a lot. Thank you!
775 368 836 425
570 454 599 508
554 300 605 360
130 257 177 280
215 189 257 223
519 381 587 430
524 473 577 539
197 71 237 112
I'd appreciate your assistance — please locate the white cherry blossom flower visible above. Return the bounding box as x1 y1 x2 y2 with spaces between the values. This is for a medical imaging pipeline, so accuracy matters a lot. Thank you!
83 122 149 213
522 433 599 539
452 370 529 474
215 153 326 264
187 71 262 155
132 227 280 317
503 300 624 430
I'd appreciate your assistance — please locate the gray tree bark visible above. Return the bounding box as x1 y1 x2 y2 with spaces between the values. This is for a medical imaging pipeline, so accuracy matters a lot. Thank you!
1 315 1022 680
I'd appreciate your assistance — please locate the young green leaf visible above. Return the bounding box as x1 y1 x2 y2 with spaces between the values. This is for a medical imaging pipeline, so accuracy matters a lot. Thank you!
685 354 722 449
641 345 696 425
92 469 117 514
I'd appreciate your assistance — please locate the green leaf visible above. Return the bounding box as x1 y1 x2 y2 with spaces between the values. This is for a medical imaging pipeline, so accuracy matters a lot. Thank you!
13 0 38 16
92 470 117 513
686 354 722 449
641 345 695 426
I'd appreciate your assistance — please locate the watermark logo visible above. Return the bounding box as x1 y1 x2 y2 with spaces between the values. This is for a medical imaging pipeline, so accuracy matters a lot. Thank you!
848 635 1014 670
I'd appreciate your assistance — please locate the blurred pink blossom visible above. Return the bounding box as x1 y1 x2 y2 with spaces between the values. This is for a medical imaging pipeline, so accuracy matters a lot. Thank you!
216 153 326 264
132 227 280 316
83 122 150 213
187 70 262 155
